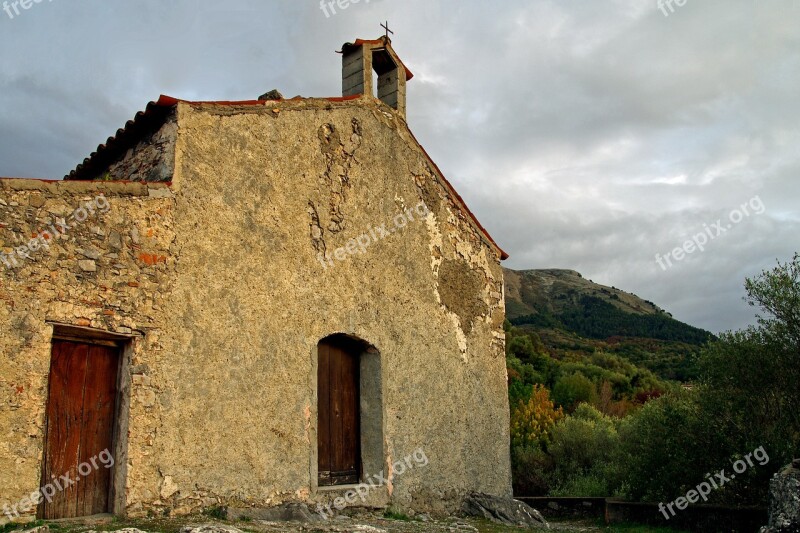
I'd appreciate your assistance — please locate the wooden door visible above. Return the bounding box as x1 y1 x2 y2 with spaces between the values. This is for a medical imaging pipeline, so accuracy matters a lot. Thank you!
318 337 361 486
40 340 118 519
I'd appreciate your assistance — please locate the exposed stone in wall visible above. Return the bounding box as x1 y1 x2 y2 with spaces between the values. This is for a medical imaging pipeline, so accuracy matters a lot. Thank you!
315 119 362 234
437 258 488 335
100 113 177 182
415 175 444 224
412 162 506 360
307 201 326 256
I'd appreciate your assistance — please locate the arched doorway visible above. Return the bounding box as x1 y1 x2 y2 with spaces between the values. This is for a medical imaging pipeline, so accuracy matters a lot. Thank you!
317 335 362 486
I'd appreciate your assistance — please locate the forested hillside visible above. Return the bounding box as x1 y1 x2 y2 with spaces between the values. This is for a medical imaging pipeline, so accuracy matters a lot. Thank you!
504 268 713 382
505 257 799 506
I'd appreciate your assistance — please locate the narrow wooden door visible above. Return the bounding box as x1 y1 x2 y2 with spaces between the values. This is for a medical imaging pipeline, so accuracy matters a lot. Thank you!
318 337 361 486
40 340 118 519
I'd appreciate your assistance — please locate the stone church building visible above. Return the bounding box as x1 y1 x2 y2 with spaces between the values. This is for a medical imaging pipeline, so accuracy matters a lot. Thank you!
0 37 511 520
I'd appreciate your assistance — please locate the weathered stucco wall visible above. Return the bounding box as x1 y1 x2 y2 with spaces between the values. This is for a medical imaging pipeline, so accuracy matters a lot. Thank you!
0 95 510 521
136 97 510 515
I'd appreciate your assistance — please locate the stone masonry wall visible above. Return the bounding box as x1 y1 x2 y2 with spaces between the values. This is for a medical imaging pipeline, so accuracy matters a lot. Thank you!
96 112 177 183
0 179 175 521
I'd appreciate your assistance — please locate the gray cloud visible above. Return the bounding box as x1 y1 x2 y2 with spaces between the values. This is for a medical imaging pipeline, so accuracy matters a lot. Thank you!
1 0 798 333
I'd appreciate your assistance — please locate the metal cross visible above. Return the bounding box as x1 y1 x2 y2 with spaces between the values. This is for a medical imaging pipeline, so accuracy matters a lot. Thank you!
381 21 394 39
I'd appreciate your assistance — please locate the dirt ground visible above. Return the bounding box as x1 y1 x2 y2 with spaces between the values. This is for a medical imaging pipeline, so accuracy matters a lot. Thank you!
10 512 678 533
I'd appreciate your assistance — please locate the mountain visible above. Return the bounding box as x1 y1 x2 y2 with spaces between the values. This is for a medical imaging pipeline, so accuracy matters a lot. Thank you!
505 268 663 318
503 268 666 318
503 268 714 382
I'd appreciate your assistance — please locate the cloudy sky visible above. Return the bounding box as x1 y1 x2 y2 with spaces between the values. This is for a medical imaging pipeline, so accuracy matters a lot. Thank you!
1 0 798 333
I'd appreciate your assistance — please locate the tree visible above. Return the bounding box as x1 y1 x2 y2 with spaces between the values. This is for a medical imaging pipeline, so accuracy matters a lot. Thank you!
693 254 800 503
622 254 800 505
552 372 597 412
547 404 623 497
702 255 800 445
507 333 550 372
510 385 565 496
618 391 706 501
510 385 564 449
745 252 800 349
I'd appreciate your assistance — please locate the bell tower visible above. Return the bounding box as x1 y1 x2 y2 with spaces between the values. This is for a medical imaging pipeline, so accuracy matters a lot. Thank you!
341 35 414 119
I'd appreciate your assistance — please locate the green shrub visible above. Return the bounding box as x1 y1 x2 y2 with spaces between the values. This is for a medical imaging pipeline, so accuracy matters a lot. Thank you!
202 506 227 520
617 391 704 501
511 445 554 496
552 372 597 411
383 508 411 521
547 405 621 496
507 334 550 372
572 402 606 422
549 472 609 497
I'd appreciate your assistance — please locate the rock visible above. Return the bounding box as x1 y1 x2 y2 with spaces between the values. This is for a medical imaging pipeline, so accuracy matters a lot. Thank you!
22 526 49 533
78 260 97 272
29 194 45 208
86 530 147 533
148 187 173 199
109 231 123 250
760 461 800 533
227 503 322 523
160 475 179 499
79 247 101 260
180 526 243 533
258 89 284 101
448 523 479 532
462 492 549 529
